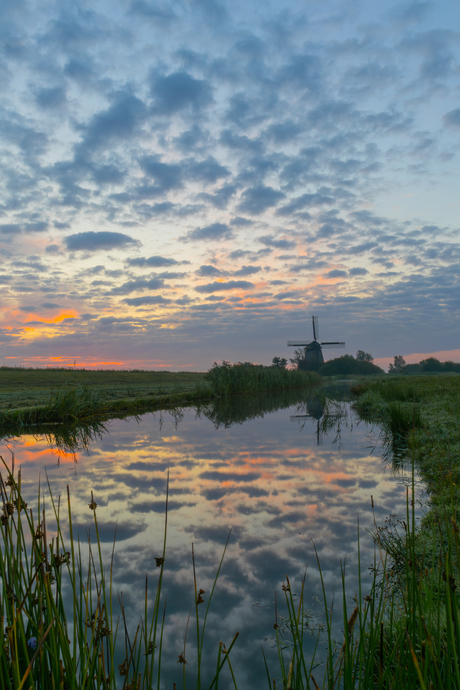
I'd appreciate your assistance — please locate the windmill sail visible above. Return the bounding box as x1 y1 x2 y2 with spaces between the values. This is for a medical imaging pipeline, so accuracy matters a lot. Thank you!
312 315 319 342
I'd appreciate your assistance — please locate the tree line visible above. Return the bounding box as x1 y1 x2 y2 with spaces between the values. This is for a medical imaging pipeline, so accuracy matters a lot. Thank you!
271 351 460 376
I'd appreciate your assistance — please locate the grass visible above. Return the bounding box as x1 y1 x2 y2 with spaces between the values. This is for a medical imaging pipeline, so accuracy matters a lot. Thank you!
351 375 460 514
0 368 206 413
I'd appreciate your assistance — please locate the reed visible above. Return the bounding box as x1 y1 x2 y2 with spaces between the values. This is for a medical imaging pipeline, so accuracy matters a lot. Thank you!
267 463 460 689
0 458 237 690
204 362 321 397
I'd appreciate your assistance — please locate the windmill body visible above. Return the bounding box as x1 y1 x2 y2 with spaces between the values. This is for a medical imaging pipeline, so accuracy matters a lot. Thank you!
288 316 345 370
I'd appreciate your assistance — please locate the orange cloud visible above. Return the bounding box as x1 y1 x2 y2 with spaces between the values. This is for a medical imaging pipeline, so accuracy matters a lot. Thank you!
36 311 78 324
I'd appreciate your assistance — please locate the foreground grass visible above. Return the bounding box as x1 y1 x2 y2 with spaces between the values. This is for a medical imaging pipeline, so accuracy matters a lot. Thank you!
0 460 238 690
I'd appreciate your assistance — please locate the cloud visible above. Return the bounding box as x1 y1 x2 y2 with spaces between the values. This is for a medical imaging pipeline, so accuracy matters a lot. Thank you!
0 224 20 235
187 158 230 183
35 86 67 109
129 1 176 22
259 236 296 249
324 269 348 279
65 231 140 252
198 184 238 209
111 278 165 295
181 222 234 242
233 265 261 277
195 280 255 293
75 92 147 151
265 120 303 144
277 191 335 215
237 185 285 214
349 267 369 276
138 156 183 191
443 109 460 129
126 256 181 267
122 295 172 305
230 217 252 227
151 71 213 113
196 265 223 277
0 222 48 235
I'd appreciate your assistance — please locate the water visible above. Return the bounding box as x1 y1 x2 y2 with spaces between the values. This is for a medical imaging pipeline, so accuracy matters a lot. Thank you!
0 390 420 688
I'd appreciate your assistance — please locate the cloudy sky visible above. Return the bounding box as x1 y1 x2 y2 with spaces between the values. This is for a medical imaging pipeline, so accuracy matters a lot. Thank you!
1 0 459 370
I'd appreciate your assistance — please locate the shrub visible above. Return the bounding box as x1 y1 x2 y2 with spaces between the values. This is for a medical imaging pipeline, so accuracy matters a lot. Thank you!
204 361 321 397
319 355 384 377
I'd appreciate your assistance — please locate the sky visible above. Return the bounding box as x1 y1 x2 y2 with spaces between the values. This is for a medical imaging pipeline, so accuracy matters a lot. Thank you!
1 0 459 371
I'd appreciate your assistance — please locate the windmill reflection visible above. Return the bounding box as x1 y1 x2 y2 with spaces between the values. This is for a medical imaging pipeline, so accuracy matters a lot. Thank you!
291 398 324 445
291 397 347 446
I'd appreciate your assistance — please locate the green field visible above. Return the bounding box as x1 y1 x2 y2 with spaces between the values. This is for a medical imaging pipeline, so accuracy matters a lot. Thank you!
0 368 206 411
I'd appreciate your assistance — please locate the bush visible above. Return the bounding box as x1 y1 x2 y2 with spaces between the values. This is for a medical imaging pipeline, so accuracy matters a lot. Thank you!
319 355 384 377
420 357 444 372
204 362 320 396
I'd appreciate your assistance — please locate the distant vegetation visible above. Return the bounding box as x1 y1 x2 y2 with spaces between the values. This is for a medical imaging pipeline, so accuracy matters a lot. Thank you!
318 354 384 376
398 356 460 374
204 361 321 396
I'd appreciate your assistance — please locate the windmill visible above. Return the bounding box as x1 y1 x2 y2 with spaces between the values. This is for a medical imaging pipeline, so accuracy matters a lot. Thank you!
288 315 345 369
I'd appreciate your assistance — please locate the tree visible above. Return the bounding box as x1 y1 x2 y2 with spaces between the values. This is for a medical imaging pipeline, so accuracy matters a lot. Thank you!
272 356 287 368
388 355 406 374
319 355 384 376
420 357 443 372
289 347 306 365
356 350 374 363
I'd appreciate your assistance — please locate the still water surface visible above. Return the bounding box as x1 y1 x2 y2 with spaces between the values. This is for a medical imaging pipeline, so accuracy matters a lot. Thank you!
1 391 418 688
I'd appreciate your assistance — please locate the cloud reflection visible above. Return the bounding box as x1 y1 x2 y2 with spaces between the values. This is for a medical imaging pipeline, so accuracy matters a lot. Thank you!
0 393 417 688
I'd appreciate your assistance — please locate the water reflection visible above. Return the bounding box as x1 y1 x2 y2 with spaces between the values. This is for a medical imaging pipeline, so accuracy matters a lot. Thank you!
0 389 415 689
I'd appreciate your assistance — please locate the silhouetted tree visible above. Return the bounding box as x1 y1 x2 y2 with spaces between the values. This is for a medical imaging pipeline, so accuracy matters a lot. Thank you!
388 355 406 373
272 356 287 368
289 347 306 366
319 355 384 376
420 357 443 372
356 350 374 362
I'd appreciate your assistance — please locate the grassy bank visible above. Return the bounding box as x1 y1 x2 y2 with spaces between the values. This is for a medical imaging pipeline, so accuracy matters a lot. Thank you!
351 374 460 514
0 364 321 436
0 368 205 413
